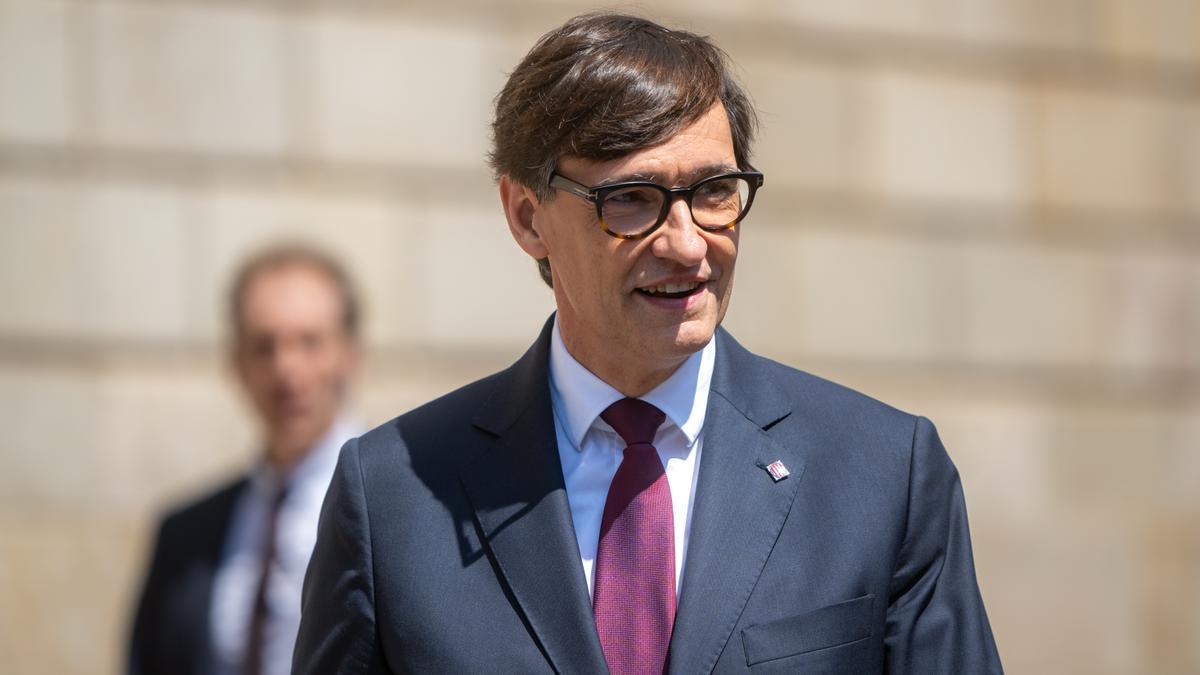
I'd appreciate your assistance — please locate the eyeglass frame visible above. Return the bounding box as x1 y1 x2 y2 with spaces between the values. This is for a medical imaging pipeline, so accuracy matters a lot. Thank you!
547 170 765 240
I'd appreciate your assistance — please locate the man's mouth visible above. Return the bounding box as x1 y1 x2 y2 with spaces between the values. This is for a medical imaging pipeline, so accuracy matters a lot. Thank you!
635 281 703 299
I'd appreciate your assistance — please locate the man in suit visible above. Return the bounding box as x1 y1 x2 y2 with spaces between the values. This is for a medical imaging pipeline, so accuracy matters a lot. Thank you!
129 245 364 675
293 12 1002 674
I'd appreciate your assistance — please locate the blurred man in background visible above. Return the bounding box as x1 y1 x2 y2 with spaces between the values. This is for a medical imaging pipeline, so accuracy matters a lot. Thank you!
129 244 364 675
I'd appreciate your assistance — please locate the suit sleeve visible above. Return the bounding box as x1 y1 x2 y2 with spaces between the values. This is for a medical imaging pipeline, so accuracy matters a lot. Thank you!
292 437 390 674
127 519 170 675
884 416 1003 674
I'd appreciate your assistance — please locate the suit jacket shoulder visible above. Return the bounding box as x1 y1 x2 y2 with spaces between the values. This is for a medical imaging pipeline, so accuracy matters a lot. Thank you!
296 321 608 674
156 476 249 551
712 329 920 470
129 475 249 675
353 326 550 487
736 343 911 421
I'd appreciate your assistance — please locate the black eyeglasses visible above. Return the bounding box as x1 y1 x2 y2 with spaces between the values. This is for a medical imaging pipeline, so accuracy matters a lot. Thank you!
548 170 765 239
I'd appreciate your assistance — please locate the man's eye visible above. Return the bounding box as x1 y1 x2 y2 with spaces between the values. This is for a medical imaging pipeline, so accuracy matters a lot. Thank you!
248 339 274 359
607 188 657 205
697 180 736 201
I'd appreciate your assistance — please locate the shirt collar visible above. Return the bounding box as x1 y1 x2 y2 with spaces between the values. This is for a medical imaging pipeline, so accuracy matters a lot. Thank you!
548 316 715 451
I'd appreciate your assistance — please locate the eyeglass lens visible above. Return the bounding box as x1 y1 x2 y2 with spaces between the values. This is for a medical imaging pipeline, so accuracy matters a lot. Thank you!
601 176 752 236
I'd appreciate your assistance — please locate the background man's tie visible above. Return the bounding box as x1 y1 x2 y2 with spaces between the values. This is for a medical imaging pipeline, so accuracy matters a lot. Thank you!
593 398 675 674
244 484 287 675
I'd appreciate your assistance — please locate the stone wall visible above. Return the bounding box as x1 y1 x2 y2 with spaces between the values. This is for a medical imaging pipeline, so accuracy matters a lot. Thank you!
1 1 1197 672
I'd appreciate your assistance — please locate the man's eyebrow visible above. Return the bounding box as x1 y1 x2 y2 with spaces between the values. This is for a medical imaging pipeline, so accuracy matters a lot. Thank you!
679 163 741 184
595 171 657 187
597 163 741 187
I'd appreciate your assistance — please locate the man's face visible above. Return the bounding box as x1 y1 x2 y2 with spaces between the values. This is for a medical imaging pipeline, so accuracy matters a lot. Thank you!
233 264 358 468
529 103 740 385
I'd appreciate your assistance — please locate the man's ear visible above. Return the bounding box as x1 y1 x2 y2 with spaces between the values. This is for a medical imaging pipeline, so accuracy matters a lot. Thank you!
499 175 549 260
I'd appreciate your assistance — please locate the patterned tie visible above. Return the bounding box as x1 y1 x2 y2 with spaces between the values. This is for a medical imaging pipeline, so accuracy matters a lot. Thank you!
593 398 675 675
244 483 287 675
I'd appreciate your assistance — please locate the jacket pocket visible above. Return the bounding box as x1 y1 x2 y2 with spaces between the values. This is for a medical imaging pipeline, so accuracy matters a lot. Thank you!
741 594 874 666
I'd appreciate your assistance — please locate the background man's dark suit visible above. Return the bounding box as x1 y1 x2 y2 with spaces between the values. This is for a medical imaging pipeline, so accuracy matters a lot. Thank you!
129 478 247 675
294 319 1001 673
128 245 362 675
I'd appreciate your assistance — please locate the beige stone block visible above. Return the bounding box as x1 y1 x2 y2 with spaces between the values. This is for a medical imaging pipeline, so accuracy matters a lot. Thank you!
1036 90 1174 214
1100 0 1200 65
974 511 1142 674
962 399 1200 673
932 0 1099 51
359 365 502 426
963 244 1190 369
1143 514 1200 674
1041 407 1190 512
1166 406 1200 512
1172 102 1200 218
1188 262 1200 369
93 367 256 512
769 0 873 32
92 1 288 155
0 368 101 507
774 0 1096 52
927 403 1056 526
637 2 762 23
188 184 423 347
726 227 968 362
0 510 142 675
0 176 189 341
359 376 448 427
420 206 556 350
865 71 1031 205
963 244 1099 367
733 226 1191 371
0 178 79 338
1098 251 1194 370
0 0 70 143
718 226 806 354
847 381 1195 485
301 17 506 166
0 364 253 513
739 59 864 193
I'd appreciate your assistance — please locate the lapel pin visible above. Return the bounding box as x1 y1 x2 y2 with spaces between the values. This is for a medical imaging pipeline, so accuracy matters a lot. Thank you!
765 460 789 482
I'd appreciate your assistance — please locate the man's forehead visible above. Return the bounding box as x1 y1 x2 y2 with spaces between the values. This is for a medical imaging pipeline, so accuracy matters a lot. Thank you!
558 104 738 185
244 264 336 300
239 267 342 324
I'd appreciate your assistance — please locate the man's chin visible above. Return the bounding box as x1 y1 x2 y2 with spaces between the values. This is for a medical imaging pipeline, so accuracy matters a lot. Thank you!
672 330 716 355
267 421 323 464
646 319 717 359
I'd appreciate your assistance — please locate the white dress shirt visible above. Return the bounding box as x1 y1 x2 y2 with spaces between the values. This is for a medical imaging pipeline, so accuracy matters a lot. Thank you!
548 318 715 600
209 416 361 675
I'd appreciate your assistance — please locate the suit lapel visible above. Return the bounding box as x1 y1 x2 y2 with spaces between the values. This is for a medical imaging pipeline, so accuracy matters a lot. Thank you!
458 318 608 675
667 331 807 674
183 477 249 675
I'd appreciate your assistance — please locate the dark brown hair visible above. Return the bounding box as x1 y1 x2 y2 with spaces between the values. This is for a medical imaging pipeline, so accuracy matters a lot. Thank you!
488 13 759 287
228 243 361 338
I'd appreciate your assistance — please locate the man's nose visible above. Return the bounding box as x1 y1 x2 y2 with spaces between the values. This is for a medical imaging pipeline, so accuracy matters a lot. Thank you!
272 340 305 376
651 198 707 266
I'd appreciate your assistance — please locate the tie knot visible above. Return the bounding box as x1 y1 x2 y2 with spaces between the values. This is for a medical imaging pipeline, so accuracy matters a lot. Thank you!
600 398 665 448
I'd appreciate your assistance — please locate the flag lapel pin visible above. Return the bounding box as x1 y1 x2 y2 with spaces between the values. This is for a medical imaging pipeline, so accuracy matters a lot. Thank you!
765 460 789 482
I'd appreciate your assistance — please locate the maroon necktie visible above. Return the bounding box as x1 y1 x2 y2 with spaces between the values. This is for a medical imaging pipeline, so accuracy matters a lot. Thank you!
244 483 287 675
593 398 675 675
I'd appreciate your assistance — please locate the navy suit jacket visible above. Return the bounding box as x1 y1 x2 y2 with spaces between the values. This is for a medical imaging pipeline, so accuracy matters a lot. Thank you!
129 477 249 675
293 320 1002 673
